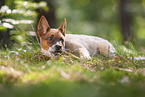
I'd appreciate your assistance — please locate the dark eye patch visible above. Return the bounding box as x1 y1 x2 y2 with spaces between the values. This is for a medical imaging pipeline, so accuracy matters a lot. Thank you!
60 38 64 43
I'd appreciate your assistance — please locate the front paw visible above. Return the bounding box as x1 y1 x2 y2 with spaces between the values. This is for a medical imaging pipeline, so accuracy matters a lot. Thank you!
80 54 91 60
79 47 91 60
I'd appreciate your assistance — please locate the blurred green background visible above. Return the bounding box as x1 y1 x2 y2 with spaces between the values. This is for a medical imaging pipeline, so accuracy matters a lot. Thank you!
0 0 145 52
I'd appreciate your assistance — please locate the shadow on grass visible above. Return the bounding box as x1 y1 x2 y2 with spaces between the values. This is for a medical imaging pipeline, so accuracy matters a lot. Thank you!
1 79 145 97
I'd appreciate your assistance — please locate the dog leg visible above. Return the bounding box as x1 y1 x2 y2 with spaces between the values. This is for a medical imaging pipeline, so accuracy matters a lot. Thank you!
98 42 109 56
78 47 91 60
97 41 116 57
65 41 91 60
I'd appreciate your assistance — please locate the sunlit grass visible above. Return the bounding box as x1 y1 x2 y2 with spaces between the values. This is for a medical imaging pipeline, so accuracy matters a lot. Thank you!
0 42 145 97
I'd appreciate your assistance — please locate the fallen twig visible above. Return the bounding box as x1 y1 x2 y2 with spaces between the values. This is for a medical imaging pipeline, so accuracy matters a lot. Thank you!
62 50 80 60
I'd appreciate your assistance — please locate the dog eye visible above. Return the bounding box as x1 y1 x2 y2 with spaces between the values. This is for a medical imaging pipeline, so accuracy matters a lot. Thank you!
48 35 54 41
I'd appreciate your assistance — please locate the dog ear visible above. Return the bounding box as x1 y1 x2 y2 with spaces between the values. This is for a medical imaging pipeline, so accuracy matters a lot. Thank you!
58 18 66 36
38 16 50 36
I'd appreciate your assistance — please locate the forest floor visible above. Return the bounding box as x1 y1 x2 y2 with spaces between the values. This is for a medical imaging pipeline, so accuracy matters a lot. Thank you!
0 43 145 97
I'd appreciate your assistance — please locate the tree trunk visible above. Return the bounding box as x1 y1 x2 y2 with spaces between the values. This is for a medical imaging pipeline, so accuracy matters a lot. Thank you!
0 0 11 47
34 0 56 28
0 0 5 7
119 0 132 45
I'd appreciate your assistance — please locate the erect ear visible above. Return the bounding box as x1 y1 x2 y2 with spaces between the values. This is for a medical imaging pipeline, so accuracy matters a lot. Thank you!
38 16 50 36
58 18 66 36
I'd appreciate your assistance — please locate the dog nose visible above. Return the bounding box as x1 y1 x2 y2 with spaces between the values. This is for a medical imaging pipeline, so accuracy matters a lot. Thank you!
55 45 62 50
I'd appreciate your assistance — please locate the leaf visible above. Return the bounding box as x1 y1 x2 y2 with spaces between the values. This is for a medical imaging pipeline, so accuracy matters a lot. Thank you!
2 23 14 29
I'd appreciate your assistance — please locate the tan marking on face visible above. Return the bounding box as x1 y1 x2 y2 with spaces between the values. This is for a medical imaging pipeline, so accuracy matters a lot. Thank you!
37 16 66 56
39 29 65 50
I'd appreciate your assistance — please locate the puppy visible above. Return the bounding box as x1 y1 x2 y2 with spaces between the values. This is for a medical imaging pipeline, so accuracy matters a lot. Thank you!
37 16 116 60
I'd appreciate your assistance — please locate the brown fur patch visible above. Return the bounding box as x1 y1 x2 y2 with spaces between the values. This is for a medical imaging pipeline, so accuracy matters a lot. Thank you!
40 29 65 50
38 16 66 51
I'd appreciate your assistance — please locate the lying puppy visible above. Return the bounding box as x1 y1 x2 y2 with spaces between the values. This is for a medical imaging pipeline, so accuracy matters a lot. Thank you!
37 16 116 60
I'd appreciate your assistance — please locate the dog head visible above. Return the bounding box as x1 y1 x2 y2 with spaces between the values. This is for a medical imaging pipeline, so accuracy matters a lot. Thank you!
38 16 66 57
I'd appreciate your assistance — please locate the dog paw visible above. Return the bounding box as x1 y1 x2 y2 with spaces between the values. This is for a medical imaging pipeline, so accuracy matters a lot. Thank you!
80 54 91 60
85 56 92 60
79 47 91 60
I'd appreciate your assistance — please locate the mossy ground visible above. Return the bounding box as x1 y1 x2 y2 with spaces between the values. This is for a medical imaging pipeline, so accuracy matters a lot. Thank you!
0 43 145 97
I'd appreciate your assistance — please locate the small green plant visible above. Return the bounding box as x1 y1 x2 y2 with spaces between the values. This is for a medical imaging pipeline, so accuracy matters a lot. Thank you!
0 0 48 47
0 43 145 97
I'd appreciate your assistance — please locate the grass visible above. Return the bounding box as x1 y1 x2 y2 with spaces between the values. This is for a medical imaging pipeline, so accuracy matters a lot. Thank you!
0 42 145 97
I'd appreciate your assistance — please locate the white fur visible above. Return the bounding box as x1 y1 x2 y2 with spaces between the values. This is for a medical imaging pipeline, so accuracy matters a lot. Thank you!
41 47 55 57
48 45 56 53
